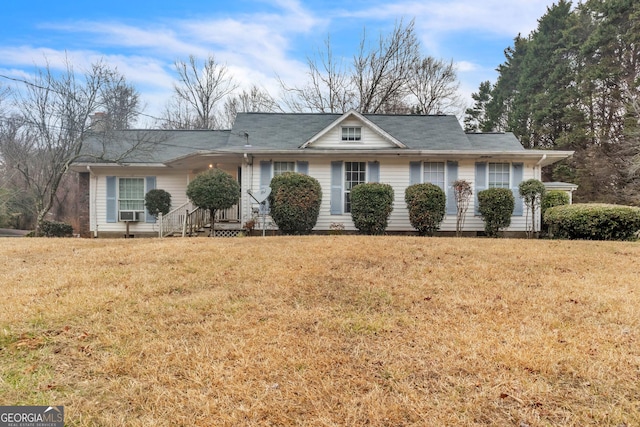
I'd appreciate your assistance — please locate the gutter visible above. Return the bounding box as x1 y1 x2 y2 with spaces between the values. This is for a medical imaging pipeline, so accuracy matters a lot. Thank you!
237 148 574 156
534 154 548 180
73 162 167 168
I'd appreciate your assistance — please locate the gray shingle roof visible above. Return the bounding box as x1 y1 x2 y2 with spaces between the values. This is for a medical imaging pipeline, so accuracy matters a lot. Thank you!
79 129 231 163
228 113 340 149
465 132 525 151
77 113 528 164
228 112 480 150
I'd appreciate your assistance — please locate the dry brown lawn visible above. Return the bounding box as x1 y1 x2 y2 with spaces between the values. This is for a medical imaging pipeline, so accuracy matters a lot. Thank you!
0 236 639 426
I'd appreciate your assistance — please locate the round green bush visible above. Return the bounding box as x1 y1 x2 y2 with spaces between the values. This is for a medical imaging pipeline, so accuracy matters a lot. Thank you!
478 187 515 237
145 189 172 218
544 203 640 240
187 169 240 214
404 183 446 236
518 179 546 210
268 172 322 235
350 183 394 235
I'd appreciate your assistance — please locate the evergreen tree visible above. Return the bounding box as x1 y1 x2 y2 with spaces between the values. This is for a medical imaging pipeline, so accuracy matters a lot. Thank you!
470 0 640 204
464 81 493 132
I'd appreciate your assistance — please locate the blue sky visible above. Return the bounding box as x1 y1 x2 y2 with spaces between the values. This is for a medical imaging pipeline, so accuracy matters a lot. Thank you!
0 0 559 123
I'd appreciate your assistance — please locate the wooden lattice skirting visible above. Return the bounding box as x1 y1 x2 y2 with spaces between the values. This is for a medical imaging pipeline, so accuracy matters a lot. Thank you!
212 230 241 238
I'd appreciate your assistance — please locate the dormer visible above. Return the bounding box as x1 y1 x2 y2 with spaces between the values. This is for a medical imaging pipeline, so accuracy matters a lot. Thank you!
301 110 406 149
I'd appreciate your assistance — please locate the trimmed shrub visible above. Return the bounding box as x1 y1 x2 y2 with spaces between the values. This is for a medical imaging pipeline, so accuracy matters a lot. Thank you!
541 190 569 216
145 189 172 218
544 203 640 240
350 183 394 235
268 172 322 235
519 179 546 238
478 188 515 237
187 169 241 233
453 179 473 236
39 220 74 237
404 183 446 236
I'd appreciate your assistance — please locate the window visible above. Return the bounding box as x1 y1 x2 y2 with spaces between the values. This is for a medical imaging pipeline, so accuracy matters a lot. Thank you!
273 161 295 176
342 127 362 142
423 162 445 190
118 178 145 211
344 162 366 213
488 163 510 188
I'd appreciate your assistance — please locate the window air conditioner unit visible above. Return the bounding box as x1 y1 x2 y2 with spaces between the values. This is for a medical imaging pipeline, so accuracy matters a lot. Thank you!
119 211 143 222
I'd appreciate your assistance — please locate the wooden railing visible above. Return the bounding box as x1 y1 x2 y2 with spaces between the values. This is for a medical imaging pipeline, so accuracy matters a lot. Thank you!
214 204 240 222
159 202 240 237
159 201 194 237
183 207 208 237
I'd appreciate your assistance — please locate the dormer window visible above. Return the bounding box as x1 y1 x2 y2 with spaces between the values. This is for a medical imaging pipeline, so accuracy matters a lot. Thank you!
342 127 362 142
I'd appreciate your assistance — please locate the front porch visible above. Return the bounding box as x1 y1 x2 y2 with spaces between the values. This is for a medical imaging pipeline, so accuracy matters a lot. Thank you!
159 201 244 237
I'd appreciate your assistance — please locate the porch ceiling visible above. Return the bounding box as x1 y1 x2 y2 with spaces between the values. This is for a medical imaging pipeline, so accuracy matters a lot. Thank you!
164 152 245 170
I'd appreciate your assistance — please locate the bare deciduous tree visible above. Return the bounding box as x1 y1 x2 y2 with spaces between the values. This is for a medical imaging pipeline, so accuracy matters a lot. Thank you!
280 36 356 113
220 85 281 128
159 96 201 130
280 19 460 116
408 57 463 116
100 74 142 130
0 59 149 234
353 19 420 113
162 55 237 129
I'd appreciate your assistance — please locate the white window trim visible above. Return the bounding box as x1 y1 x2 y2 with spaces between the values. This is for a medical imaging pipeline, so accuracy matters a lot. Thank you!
273 161 296 176
422 161 446 190
487 162 511 189
118 177 146 213
344 161 367 213
341 126 362 142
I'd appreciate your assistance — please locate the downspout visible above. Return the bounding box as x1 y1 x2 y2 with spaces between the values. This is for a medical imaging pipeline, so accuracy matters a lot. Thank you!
244 153 254 225
86 166 98 238
535 154 547 179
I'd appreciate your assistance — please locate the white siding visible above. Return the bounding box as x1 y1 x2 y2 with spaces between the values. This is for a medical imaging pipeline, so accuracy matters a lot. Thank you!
91 158 540 235
308 118 397 150
92 167 190 235
247 156 539 233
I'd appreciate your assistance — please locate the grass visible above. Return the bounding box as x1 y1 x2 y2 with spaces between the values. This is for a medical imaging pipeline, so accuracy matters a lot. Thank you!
0 236 639 426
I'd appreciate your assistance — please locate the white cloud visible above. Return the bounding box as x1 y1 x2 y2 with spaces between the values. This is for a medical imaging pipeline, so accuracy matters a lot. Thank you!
0 0 561 120
455 61 478 73
339 0 552 37
25 0 322 99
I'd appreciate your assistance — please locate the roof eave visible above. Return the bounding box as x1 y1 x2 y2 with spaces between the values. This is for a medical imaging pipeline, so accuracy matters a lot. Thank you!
240 148 575 160
300 110 407 149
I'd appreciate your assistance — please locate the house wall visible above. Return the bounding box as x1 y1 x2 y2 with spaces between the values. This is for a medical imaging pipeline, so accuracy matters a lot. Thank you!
90 167 190 237
248 156 541 234
309 118 398 150
86 157 542 237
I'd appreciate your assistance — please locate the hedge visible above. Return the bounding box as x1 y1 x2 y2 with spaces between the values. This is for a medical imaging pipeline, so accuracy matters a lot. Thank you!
477 187 515 237
404 183 446 236
541 190 570 216
268 172 322 235
544 203 640 240
40 220 74 237
350 183 394 235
